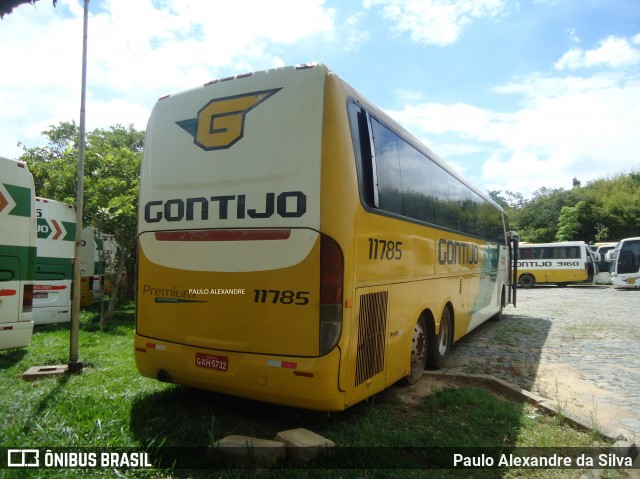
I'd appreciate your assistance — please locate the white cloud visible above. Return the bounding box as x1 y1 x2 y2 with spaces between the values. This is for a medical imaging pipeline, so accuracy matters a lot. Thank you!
343 13 370 52
364 0 508 46
0 0 337 158
555 34 640 70
387 64 640 197
88 0 336 92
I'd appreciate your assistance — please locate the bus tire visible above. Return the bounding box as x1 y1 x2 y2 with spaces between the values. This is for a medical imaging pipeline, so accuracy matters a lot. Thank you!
519 274 536 289
405 317 427 385
427 307 451 370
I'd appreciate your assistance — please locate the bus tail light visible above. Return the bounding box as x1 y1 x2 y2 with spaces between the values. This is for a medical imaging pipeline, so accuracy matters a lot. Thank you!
22 284 34 313
320 235 343 355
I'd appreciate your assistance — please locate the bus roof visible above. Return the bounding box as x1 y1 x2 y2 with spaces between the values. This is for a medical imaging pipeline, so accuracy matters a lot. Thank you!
153 62 504 216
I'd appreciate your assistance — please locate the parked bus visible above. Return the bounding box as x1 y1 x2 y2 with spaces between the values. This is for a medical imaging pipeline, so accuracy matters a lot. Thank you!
0 157 36 350
92 232 117 299
135 63 518 411
79 226 94 307
33 197 76 325
516 241 595 288
592 242 617 285
609 238 640 289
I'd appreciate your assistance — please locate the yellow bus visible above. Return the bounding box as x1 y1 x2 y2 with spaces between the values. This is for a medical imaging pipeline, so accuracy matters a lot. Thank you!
516 241 595 288
135 63 517 411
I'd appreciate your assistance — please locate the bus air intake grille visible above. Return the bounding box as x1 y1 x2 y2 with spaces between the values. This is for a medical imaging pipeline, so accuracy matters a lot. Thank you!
355 291 388 387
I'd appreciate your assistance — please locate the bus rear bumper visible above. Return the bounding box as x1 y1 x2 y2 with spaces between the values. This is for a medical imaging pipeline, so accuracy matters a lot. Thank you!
134 334 345 411
0 321 34 351
33 307 71 325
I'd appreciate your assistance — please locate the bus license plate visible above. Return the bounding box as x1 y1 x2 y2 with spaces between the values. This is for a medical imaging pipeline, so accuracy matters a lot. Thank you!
195 353 228 372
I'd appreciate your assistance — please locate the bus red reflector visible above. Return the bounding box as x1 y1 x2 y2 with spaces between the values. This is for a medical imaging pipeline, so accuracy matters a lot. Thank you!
320 235 343 305
136 347 147 353
267 360 297 369
0 289 17 297
3 326 14 331
293 371 314 378
155 229 291 242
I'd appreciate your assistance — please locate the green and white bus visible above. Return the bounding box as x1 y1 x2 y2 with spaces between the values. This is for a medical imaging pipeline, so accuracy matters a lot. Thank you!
33 197 76 325
0 157 37 350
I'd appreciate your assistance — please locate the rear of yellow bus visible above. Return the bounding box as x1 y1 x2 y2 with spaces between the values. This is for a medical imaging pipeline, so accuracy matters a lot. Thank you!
135 64 347 410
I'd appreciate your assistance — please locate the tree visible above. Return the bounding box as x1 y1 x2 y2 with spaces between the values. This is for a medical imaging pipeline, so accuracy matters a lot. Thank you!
514 187 580 242
20 121 143 323
506 172 640 244
555 201 590 241
0 0 56 18
582 173 640 240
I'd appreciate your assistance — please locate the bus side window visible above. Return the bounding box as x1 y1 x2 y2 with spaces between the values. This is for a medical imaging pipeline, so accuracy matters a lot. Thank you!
619 251 636 274
348 102 377 208
369 117 403 215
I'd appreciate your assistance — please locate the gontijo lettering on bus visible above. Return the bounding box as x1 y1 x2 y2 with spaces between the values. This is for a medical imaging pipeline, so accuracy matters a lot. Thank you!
437 238 480 265
143 191 307 223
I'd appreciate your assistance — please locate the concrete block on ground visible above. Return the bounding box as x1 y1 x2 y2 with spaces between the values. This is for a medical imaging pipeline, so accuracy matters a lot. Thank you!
275 428 335 463
209 434 286 468
22 365 68 380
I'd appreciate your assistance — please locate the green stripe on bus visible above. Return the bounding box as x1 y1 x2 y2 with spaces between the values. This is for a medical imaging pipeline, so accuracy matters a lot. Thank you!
35 256 73 280
94 261 105 275
154 297 207 304
4 184 32 218
62 221 76 241
0 244 37 280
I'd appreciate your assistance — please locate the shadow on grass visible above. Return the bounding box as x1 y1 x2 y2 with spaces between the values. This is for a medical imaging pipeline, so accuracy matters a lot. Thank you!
129 381 531 477
0 348 27 370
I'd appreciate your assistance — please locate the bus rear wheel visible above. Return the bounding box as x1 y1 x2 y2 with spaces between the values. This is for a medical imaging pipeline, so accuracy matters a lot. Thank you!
427 307 451 370
519 274 536 289
406 317 427 385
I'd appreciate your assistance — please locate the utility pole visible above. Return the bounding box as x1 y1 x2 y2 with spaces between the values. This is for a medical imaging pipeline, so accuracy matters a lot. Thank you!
68 0 89 374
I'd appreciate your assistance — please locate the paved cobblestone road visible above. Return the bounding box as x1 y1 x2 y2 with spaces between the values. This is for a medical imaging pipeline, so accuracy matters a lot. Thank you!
442 284 640 442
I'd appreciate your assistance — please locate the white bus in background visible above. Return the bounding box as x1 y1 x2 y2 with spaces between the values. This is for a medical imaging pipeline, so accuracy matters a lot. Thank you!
33 197 76 325
92 232 117 300
609 237 640 289
516 241 595 288
592 242 618 285
80 226 95 307
0 157 36 350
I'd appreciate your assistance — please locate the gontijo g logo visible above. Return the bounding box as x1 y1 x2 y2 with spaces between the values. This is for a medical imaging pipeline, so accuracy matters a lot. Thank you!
176 88 281 151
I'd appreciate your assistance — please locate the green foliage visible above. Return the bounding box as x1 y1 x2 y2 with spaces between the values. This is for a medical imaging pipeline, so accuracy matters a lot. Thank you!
19 121 144 317
494 172 640 243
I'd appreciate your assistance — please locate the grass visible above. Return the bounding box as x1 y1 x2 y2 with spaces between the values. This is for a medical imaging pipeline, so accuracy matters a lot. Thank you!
0 301 621 478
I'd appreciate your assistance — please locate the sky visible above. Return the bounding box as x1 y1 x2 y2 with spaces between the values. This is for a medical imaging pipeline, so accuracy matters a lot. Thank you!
1 0 639 198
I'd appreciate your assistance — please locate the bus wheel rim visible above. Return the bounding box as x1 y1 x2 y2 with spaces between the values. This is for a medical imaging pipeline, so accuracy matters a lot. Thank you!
411 321 426 369
438 317 449 356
